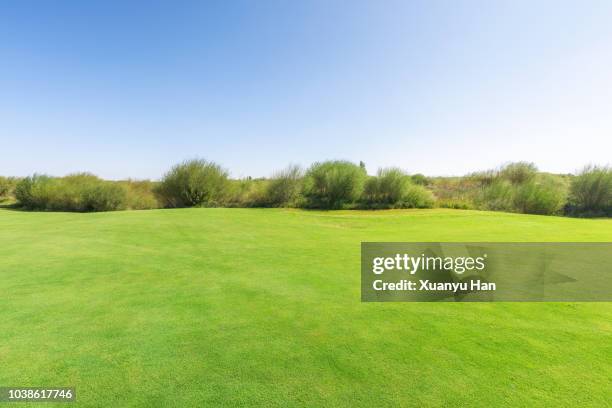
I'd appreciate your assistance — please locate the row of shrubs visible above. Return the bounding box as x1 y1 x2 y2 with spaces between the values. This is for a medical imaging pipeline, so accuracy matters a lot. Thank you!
431 162 611 216
6 174 158 212
472 163 569 215
154 160 434 210
2 160 610 216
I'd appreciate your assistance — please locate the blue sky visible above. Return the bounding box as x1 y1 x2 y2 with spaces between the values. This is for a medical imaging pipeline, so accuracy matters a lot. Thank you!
1 1 611 179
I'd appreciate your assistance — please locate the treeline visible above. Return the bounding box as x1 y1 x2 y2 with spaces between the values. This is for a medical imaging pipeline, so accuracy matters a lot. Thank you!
1 160 610 217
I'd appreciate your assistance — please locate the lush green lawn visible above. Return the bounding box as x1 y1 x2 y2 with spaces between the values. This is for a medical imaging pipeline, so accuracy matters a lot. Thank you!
0 208 610 407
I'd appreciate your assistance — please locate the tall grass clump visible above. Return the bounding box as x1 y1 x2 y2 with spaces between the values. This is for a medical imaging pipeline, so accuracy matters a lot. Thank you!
302 160 366 209
155 159 229 208
15 173 126 211
567 165 612 216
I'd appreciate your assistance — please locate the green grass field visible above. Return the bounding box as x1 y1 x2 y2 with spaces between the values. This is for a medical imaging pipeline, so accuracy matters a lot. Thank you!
1 208 610 407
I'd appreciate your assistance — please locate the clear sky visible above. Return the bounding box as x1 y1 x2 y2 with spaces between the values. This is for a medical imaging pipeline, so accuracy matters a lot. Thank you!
1 1 611 179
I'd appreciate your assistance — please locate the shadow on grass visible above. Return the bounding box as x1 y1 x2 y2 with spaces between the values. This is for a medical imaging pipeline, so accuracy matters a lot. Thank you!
0 202 25 211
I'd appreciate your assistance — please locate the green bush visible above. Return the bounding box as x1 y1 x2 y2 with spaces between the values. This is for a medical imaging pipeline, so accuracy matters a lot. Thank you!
467 170 498 186
121 180 160 210
81 182 127 212
225 178 270 208
429 177 478 209
361 167 434 208
512 175 566 215
243 179 271 207
362 168 409 206
475 173 566 215
399 183 435 208
0 176 13 200
15 174 55 209
156 159 229 208
568 165 612 216
499 162 538 185
59 173 105 211
362 177 380 206
266 165 303 207
15 173 126 211
476 179 514 211
302 160 366 209
410 173 429 186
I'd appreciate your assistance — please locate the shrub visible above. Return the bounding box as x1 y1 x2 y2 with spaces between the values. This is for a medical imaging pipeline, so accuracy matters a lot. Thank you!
476 179 514 211
266 165 303 207
0 176 13 200
121 180 159 210
81 182 127 212
467 170 498 186
15 174 55 209
410 173 429 186
512 175 566 215
399 183 435 208
429 177 479 209
475 172 566 215
15 173 126 211
362 177 380 206
362 168 409 205
156 159 229 208
360 168 434 209
302 160 366 209
568 165 612 216
225 178 270 207
361 167 431 208
242 179 271 207
59 173 105 211
499 162 538 185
